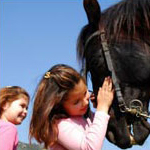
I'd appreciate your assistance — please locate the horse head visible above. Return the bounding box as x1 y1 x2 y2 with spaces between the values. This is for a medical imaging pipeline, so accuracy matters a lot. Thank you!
77 0 150 148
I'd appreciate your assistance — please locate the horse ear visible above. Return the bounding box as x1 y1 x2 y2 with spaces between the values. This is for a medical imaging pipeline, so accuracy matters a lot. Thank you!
83 0 101 25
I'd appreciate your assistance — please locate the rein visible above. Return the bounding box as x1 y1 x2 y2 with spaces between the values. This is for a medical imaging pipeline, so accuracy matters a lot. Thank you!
84 29 150 119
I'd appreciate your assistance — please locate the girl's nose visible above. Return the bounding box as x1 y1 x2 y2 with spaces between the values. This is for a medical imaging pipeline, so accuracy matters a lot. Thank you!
24 108 28 115
86 90 90 99
83 91 90 106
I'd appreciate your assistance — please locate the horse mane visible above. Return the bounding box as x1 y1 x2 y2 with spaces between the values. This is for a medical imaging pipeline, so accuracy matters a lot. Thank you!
77 0 150 64
77 25 91 65
102 0 150 40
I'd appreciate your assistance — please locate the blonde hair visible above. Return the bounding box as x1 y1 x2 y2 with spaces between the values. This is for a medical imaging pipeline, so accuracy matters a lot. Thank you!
0 86 30 117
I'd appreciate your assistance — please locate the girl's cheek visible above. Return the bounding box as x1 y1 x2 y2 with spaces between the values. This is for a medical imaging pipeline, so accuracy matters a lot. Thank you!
76 102 82 108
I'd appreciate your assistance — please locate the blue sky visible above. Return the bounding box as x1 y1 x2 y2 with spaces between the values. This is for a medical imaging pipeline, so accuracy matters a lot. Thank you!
1 0 150 150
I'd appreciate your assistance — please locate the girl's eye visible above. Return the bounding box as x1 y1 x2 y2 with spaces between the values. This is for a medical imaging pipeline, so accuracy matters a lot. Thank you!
20 104 28 109
74 100 79 105
84 90 87 96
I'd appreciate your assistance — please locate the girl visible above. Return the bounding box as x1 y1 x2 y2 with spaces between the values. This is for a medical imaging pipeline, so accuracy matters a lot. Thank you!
29 64 114 150
0 86 30 150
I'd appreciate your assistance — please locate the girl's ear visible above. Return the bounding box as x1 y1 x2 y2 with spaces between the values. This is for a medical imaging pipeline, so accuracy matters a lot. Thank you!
2 102 10 111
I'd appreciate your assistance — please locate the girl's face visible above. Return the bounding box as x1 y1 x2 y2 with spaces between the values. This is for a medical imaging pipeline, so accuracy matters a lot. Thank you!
1 98 29 125
63 79 90 116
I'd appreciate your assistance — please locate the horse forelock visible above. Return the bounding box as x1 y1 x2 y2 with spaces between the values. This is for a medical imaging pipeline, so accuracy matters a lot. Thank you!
101 0 150 41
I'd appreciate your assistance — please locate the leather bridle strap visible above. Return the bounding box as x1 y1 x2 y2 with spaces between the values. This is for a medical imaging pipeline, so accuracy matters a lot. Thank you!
84 29 127 112
99 29 127 112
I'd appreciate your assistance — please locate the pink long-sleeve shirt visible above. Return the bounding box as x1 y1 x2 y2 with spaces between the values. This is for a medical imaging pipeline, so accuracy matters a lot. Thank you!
51 111 110 150
0 120 18 150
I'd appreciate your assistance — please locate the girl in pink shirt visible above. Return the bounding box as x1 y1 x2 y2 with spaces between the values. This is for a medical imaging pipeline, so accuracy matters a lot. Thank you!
0 86 30 150
29 64 114 150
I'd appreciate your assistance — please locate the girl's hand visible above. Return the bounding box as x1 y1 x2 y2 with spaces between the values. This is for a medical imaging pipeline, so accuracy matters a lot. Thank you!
97 77 114 113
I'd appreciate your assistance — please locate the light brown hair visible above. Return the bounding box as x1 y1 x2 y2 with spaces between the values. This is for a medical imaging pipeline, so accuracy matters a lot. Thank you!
29 64 86 148
0 86 30 117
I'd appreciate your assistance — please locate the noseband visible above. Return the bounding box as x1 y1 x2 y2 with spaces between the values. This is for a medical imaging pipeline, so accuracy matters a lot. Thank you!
84 29 150 119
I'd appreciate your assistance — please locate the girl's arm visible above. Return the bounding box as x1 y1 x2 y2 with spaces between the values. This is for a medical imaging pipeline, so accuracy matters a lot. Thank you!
57 111 109 150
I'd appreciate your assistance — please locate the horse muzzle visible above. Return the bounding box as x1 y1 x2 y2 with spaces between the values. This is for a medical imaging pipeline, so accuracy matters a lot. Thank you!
106 106 150 149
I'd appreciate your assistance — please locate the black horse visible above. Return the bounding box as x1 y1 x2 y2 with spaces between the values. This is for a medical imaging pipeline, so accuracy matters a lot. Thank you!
77 0 150 149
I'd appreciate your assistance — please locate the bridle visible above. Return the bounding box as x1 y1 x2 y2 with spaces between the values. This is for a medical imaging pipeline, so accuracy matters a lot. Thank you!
84 29 150 119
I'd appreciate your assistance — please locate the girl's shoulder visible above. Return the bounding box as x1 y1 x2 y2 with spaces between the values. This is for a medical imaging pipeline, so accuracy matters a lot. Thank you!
0 120 17 131
0 120 18 150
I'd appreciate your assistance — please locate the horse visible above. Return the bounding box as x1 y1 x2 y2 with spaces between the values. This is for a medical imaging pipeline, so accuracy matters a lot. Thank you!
77 0 150 149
